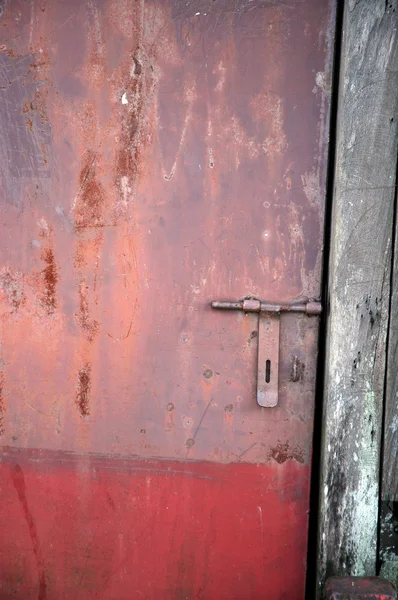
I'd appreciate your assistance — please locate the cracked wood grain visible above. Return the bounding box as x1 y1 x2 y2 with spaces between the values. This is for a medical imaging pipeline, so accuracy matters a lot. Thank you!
317 0 398 595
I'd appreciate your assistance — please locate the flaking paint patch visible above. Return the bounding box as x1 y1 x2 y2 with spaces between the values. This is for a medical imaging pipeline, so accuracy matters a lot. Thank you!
0 266 26 313
314 71 327 94
301 170 320 208
77 280 99 342
300 252 322 301
300 169 322 297
223 91 287 168
250 91 287 156
287 203 305 270
230 115 260 168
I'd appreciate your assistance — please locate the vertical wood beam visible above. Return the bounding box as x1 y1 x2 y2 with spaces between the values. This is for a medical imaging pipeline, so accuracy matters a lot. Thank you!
382 194 398 501
317 0 398 595
380 191 398 579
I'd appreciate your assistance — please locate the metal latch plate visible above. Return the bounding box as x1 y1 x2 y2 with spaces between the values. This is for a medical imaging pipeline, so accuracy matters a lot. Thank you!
257 314 280 408
211 298 321 407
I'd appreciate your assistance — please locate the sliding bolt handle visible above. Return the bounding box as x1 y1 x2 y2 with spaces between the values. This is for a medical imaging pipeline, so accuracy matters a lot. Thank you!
211 298 322 315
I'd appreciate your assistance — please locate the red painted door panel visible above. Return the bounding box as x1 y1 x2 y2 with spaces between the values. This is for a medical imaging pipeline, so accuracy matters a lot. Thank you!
0 1 335 598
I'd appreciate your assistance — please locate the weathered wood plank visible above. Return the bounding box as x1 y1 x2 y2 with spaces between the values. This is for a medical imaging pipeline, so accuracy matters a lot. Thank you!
380 190 398 576
383 197 398 501
317 0 398 595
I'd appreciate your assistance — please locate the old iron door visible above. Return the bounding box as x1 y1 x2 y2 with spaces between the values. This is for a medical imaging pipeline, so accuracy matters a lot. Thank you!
0 1 335 598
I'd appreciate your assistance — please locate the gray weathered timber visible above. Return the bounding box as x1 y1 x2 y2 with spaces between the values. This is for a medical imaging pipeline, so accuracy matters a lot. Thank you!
317 0 398 595
383 195 398 501
380 191 398 575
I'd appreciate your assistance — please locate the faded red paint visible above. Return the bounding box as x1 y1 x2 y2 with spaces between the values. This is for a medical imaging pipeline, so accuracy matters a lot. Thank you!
0 0 335 597
0 448 310 599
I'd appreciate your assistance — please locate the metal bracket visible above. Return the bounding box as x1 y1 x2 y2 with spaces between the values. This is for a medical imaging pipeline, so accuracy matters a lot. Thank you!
211 298 322 407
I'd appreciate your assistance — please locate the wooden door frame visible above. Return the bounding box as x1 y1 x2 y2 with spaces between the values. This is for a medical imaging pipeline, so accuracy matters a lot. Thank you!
316 0 398 596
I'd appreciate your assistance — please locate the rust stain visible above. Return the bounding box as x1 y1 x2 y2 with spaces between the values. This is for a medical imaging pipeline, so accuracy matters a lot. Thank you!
35 90 50 127
269 442 304 464
22 102 35 114
76 364 91 417
40 245 58 314
29 37 52 80
113 46 159 212
41 142 48 165
115 51 144 177
74 150 105 231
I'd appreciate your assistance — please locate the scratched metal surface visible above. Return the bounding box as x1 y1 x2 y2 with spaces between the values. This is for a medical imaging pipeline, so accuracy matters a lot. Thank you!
0 1 336 597
0 0 334 463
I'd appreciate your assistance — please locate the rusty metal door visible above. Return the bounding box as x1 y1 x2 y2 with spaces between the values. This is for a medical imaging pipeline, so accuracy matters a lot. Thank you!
0 1 335 598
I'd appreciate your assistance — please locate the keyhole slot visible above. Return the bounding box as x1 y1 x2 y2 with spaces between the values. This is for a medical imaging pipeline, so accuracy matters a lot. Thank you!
265 359 271 383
